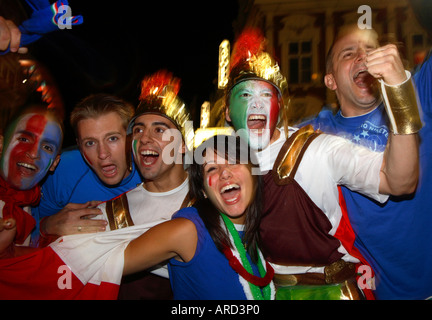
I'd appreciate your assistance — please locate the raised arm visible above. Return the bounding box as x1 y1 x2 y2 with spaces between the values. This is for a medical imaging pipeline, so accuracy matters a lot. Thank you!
367 44 421 195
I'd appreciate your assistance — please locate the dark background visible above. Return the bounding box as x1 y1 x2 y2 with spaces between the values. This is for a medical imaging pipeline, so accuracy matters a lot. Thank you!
4 0 241 147
5 0 431 148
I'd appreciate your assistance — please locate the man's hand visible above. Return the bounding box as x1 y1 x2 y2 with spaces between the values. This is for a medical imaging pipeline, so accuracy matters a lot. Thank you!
41 201 107 236
0 17 28 53
366 44 406 85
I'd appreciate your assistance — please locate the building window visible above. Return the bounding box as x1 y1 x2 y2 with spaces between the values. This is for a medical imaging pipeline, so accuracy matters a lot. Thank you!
287 40 312 84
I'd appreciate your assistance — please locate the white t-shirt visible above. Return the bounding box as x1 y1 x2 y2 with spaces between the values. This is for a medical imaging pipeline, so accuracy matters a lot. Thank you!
255 127 387 275
97 177 189 278
98 177 189 229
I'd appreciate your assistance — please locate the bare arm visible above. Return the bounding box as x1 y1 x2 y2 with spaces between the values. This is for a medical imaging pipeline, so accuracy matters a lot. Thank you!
367 44 420 195
379 133 419 195
123 217 197 276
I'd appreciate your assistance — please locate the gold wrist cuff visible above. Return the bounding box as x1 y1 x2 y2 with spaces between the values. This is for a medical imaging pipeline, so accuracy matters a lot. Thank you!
380 71 423 135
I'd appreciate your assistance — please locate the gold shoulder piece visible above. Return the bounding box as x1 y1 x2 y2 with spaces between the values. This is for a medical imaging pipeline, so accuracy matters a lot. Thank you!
273 125 321 182
105 193 134 230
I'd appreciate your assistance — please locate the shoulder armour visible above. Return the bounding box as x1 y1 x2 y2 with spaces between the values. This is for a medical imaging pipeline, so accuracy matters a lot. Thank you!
272 125 321 183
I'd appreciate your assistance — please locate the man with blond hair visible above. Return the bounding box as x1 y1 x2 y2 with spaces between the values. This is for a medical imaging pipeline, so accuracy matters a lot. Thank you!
32 94 142 245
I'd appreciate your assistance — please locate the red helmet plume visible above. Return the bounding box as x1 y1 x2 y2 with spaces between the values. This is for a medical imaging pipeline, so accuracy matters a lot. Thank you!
139 70 180 101
230 28 266 71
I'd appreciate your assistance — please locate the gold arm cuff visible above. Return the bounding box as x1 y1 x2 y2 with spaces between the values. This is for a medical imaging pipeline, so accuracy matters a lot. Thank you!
380 71 423 135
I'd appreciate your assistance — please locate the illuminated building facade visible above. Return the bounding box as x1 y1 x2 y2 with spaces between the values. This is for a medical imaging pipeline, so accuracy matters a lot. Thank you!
244 0 431 123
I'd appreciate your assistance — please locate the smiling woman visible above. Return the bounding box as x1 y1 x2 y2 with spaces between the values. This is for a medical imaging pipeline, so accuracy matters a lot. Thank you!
123 134 275 300
191 134 261 248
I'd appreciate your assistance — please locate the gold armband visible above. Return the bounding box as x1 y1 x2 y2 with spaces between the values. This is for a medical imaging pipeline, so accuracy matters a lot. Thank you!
380 71 423 134
105 193 134 230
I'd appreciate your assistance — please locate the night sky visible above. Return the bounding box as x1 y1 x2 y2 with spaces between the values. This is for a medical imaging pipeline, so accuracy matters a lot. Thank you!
27 1 240 147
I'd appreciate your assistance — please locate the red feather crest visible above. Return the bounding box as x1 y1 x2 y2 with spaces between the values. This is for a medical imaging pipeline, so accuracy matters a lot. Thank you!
230 28 266 70
139 70 180 101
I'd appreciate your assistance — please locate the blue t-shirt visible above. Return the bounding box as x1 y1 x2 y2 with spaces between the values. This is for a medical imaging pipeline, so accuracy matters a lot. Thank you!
31 148 142 244
169 207 262 300
298 52 432 300
301 104 389 152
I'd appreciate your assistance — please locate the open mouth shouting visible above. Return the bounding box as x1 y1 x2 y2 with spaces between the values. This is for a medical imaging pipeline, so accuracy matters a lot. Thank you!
140 149 160 166
101 163 118 177
247 114 267 134
353 69 375 88
220 183 241 205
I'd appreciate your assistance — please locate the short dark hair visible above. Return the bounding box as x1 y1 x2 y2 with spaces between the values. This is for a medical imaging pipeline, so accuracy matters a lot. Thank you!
326 24 379 74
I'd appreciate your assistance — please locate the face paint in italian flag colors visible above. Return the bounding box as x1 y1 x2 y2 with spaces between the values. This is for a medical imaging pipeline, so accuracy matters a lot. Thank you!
228 80 280 150
132 138 139 165
0 112 62 190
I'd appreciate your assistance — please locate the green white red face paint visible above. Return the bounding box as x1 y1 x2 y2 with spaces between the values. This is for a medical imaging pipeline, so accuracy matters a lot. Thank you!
228 80 280 150
0 112 62 190
132 138 139 165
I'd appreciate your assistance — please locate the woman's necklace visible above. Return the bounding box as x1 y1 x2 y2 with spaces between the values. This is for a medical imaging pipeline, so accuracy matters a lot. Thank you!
220 213 275 300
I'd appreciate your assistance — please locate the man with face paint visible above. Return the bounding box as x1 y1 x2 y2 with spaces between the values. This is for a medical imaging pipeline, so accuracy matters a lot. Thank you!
224 29 421 299
226 80 280 150
97 70 192 300
32 94 142 246
0 102 63 257
297 24 432 300
0 74 192 299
